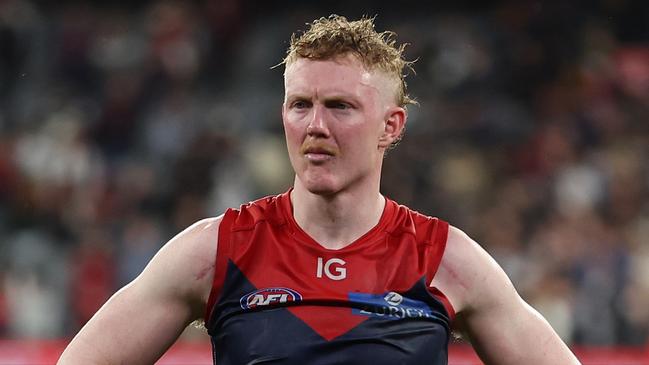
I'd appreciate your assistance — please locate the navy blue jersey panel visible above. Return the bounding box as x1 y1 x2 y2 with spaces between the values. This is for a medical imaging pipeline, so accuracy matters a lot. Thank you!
207 262 450 365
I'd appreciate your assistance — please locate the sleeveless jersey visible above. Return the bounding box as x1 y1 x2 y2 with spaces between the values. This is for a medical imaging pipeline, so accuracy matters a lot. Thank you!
204 191 455 365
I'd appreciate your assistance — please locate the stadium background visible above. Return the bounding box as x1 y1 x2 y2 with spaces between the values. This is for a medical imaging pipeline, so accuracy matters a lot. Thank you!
1 0 648 363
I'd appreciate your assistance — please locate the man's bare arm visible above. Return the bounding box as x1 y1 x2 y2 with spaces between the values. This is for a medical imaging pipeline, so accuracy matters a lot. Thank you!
58 216 221 365
432 226 580 365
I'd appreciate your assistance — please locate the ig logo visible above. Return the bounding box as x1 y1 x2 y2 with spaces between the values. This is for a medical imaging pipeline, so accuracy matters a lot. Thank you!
316 257 347 281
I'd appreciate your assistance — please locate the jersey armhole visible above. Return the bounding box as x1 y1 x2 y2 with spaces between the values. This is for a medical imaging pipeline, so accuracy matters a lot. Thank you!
204 208 236 325
426 219 456 322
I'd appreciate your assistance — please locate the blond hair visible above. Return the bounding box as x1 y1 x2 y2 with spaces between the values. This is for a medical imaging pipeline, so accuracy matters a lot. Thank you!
283 15 416 108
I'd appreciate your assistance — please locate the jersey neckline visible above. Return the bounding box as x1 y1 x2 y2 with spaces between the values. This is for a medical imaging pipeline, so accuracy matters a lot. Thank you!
278 188 396 253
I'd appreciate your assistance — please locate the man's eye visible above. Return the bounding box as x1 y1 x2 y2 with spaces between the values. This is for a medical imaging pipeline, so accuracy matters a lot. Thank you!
292 101 309 109
327 101 351 110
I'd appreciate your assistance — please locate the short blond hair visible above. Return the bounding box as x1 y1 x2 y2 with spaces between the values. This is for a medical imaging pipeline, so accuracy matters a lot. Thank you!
283 15 416 108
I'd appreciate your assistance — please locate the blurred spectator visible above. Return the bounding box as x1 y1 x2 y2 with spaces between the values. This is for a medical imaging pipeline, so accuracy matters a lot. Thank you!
0 272 7 336
116 214 162 287
69 227 115 330
2 229 68 338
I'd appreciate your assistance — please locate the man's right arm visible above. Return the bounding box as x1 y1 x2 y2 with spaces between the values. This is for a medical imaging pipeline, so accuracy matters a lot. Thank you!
432 226 580 365
57 216 222 365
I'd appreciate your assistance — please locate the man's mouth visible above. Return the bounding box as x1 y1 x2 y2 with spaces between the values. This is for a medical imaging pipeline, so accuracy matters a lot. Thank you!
301 144 337 162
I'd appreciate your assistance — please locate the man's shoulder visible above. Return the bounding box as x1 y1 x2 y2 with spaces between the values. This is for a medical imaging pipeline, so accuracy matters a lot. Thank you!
163 216 224 270
388 198 443 222
434 225 513 313
227 192 290 230
439 226 490 278
176 216 223 247
386 199 449 242
148 215 225 307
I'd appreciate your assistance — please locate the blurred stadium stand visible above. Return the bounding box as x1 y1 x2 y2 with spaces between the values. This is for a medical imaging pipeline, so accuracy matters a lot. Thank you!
1 0 649 363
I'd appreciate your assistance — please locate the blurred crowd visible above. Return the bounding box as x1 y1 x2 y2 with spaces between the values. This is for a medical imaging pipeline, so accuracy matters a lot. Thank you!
0 0 648 346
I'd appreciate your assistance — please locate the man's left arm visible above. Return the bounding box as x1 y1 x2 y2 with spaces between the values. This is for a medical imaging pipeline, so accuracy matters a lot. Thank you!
431 226 581 365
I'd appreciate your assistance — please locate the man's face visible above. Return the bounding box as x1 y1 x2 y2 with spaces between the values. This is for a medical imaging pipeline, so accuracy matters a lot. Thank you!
282 54 405 195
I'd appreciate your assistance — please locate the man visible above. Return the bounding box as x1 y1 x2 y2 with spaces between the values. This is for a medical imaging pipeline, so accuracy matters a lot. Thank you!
59 15 581 365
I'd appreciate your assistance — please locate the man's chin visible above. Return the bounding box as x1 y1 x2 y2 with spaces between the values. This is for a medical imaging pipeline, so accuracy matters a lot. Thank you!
300 179 341 197
304 185 339 197
295 173 343 197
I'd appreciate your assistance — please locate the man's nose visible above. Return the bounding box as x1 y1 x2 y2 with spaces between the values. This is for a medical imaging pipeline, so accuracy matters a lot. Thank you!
306 105 330 137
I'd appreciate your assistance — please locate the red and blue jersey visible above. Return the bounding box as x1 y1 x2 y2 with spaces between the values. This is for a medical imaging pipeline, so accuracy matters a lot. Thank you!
205 191 455 364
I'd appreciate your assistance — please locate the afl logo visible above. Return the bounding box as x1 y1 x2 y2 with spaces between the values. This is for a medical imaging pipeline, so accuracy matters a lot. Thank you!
240 287 302 310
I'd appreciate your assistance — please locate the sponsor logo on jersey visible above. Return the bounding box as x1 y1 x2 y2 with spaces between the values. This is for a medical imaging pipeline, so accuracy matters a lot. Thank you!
316 257 347 280
349 291 437 320
240 287 303 310
384 292 404 306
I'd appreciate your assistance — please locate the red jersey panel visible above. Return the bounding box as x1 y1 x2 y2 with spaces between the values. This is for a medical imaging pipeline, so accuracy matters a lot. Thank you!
205 191 454 365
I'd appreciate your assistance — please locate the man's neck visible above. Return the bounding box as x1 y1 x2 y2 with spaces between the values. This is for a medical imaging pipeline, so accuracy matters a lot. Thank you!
290 180 386 250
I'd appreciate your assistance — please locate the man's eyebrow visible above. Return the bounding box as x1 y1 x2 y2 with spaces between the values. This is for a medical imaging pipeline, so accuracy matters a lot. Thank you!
324 93 362 104
323 97 350 104
284 94 311 102
285 91 362 103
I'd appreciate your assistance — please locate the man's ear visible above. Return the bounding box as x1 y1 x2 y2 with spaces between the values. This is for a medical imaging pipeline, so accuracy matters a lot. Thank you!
378 107 407 148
